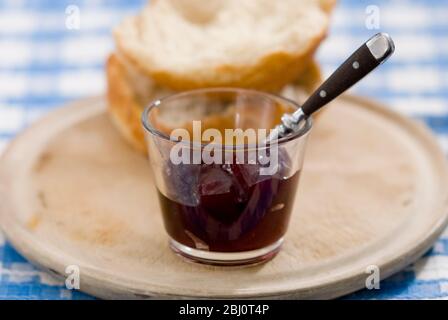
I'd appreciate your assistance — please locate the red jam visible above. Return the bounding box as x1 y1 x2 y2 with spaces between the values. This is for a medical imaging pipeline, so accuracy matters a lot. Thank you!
157 159 300 252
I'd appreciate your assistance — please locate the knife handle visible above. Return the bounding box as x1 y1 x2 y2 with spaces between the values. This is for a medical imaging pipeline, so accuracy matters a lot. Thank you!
300 33 395 117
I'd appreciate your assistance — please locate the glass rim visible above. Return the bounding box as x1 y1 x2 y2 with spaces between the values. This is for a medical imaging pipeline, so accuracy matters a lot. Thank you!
141 87 313 150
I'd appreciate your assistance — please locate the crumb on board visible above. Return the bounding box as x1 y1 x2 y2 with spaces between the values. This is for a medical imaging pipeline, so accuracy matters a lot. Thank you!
37 190 47 208
33 152 52 173
27 213 42 230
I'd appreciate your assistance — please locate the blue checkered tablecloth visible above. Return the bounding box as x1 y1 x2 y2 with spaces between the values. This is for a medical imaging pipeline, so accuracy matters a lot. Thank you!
0 0 447 300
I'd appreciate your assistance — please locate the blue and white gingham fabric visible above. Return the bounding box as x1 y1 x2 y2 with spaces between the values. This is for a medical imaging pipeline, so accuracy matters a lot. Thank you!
0 0 447 300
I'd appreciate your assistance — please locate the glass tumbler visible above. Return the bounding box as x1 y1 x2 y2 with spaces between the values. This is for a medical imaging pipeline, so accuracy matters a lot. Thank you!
142 88 312 266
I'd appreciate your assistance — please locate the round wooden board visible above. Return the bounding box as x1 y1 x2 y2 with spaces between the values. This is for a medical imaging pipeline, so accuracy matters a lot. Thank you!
1 95 448 299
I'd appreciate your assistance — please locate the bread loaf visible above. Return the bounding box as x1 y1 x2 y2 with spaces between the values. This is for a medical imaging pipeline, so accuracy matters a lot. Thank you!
114 0 334 91
106 53 322 153
107 0 335 152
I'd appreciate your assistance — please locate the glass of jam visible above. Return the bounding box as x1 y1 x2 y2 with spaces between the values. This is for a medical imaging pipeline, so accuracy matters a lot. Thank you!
142 88 312 266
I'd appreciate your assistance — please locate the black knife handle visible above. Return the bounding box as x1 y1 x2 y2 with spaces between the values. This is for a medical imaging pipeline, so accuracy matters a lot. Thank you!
301 33 394 117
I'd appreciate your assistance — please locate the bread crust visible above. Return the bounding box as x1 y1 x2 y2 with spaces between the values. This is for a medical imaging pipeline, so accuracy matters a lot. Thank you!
106 54 148 153
115 27 326 92
113 0 333 91
107 1 336 153
106 53 322 153
319 0 337 13
115 28 326 92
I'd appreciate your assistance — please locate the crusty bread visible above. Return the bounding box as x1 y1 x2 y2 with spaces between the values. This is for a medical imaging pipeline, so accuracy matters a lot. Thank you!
114 0 334 91
106 53 322 153
106 53 173 153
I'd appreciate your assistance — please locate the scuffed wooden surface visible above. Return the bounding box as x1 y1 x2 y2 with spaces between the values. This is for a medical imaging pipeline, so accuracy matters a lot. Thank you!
1 96 447 299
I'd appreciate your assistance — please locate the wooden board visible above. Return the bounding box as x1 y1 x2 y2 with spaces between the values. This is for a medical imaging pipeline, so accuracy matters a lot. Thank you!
1 95 448 299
